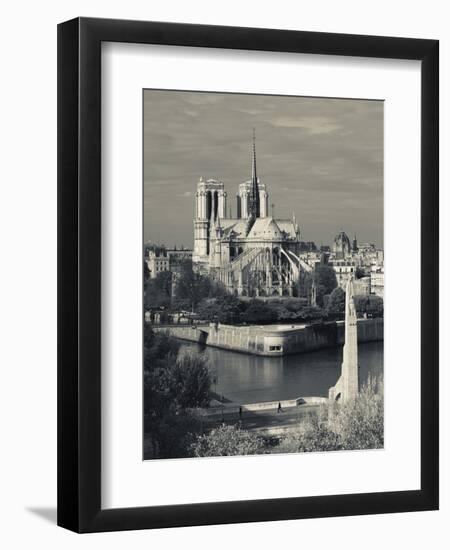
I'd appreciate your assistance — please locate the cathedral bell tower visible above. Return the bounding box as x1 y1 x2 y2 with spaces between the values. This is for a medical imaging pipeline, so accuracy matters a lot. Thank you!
193 177 227 269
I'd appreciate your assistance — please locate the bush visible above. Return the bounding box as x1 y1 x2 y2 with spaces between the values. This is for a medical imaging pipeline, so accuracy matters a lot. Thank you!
326 286 346 319
143 325 212 459
191 424 265 457
170 351 212 409
328 376 384 450
274 376 383 453
275 414 343 454
354 294 384 318
313 265 338 307
196 295 246 324
144 271 173 310
295 305 325 323
241 300 278 324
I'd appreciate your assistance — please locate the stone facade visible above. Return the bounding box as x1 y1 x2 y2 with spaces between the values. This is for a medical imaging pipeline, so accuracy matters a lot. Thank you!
146 247 192 279
370 268 384 297
192 134 305 297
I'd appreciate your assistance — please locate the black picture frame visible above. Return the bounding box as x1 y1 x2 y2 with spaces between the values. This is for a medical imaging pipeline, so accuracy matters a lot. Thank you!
57 17 439 533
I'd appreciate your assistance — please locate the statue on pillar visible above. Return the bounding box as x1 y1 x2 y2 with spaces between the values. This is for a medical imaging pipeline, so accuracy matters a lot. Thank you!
328 274 359 403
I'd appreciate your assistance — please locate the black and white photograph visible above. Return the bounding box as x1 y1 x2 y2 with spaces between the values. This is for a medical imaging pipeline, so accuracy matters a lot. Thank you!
143 90 384 460
0 0 444 543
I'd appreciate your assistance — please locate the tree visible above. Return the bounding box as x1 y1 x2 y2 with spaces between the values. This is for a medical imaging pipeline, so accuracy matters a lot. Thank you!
216 295 246 324
313 265 338 306
328 376 384 450
144 271 173 310
284 298 308 312
175 267 212 311
196 295 246 324
274 376 383 454
294 305 325 323
355 266 366 279
155 271 173 297
191 424 264 457
143 325 212 459
170 352 212 409
354 294 384 318
275 415 343 453
241 300 278 324
270 301 325 323
326 286 346 319
144 261 150 281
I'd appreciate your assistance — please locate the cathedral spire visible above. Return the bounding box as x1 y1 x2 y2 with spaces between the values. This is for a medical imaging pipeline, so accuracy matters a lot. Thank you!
249 128 260 219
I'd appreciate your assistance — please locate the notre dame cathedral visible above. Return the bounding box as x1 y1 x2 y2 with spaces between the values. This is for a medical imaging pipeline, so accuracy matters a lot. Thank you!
192 133 311 297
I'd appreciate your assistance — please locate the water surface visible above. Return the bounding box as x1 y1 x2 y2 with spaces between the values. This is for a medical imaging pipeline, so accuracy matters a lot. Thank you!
180 341 383 404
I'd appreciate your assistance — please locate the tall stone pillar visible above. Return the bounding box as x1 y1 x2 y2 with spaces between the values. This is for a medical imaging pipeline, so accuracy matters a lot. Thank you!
196 190 207 219
202 191 207 219
211 191 216 221
241 192 249 219
260 191 268 217
329 275 359 403
218 190 227 218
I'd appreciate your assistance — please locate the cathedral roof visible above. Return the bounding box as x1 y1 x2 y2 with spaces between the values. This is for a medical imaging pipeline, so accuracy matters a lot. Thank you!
276 219 298 239
247 217 282 240
217 216 298 241
219 219 247 238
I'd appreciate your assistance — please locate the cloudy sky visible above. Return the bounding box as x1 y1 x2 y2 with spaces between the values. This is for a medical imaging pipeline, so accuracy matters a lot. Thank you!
143 90 383 248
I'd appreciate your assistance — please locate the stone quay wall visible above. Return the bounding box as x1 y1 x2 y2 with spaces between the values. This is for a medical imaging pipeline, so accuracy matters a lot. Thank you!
153 318 383 356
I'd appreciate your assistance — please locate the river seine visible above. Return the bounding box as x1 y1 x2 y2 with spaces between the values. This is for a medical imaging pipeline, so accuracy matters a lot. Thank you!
180 341 383 404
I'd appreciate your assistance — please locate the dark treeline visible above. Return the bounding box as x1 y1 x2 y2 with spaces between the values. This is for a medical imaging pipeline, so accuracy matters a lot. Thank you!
144 324 211 459
145 261 383 326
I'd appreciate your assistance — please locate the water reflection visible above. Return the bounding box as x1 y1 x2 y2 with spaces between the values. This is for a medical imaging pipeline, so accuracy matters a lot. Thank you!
180 341 383 404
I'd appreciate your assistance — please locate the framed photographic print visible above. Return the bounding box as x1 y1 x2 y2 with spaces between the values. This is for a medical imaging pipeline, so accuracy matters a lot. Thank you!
57 17 439 532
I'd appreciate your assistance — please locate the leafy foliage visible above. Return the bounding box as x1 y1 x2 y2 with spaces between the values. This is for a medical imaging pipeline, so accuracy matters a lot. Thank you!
274 376 384 454
196 294 247 324
354 294 384 318
144 271 173 310
170 351 212 409
326 286 346 319
191 424 265 457
174 263 227 311
328 376 384 450
313 265 338 307
276 415 343 453
196 295 326 325
143 324 212 458
144 261 150 281
241 300 279 324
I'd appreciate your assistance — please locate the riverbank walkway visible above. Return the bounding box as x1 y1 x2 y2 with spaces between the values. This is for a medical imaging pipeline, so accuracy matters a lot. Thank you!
194 395 327 436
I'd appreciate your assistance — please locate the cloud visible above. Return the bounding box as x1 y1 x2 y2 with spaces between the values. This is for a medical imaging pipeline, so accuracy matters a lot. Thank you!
143 90 383 248
268 115 341 134
183 94 224 106
235 107 264 115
